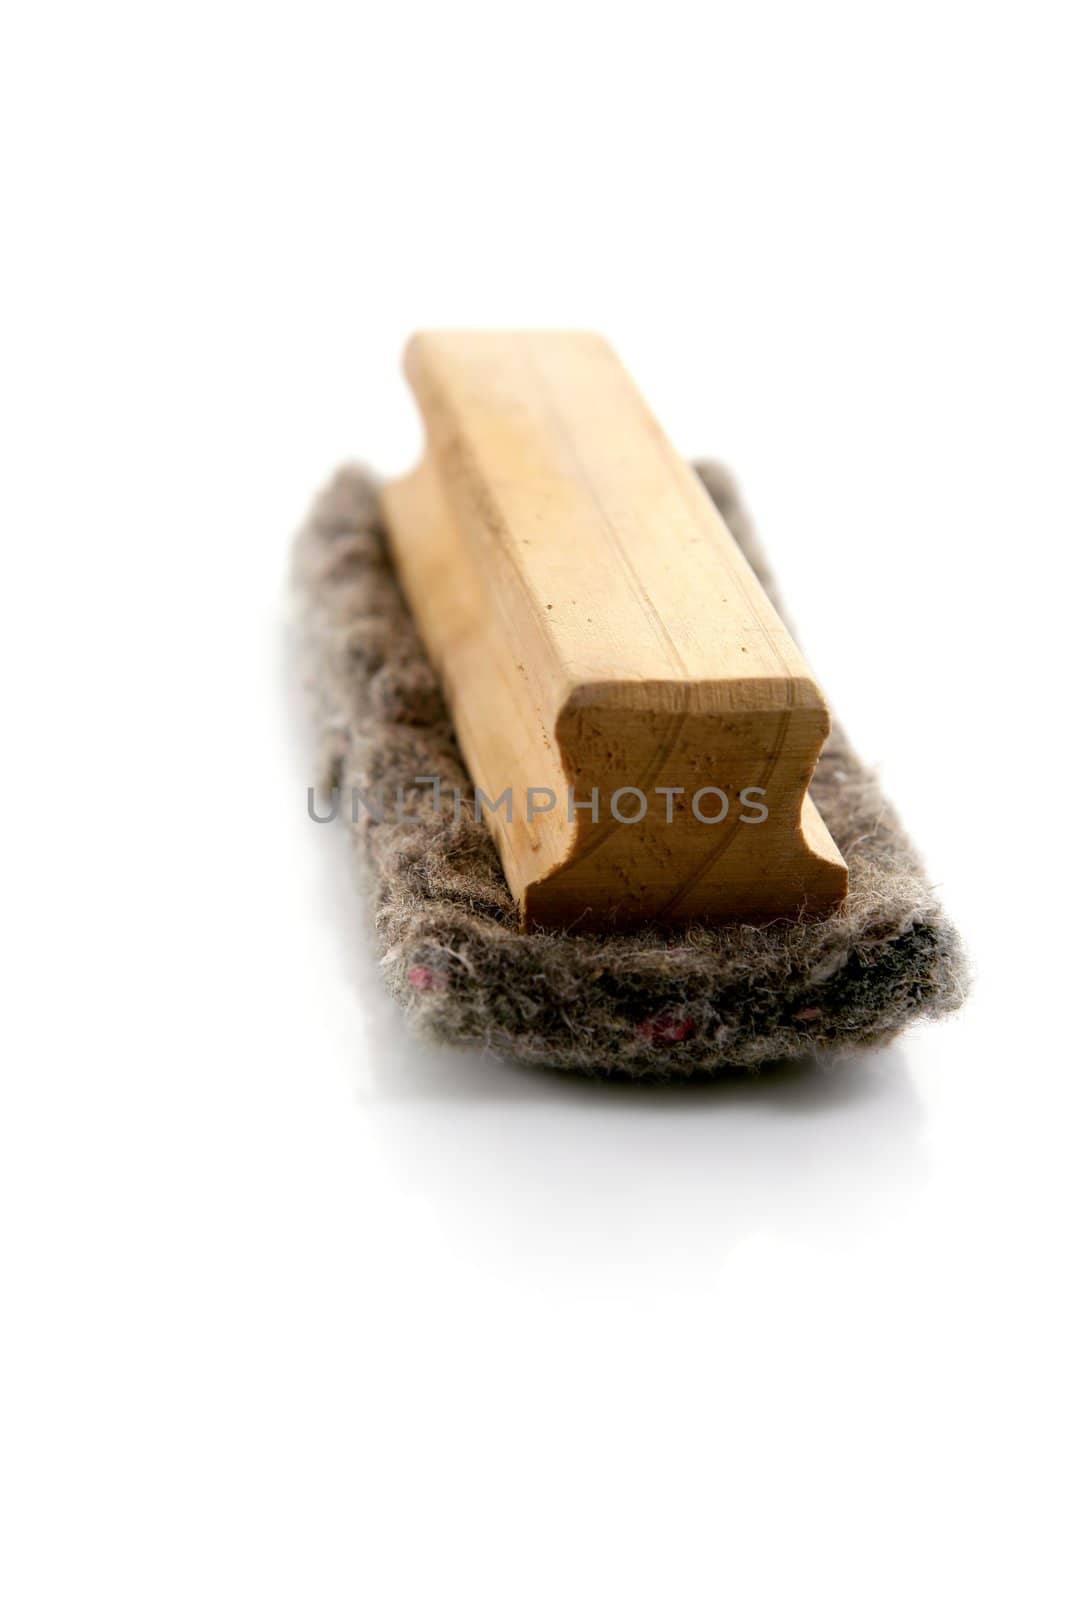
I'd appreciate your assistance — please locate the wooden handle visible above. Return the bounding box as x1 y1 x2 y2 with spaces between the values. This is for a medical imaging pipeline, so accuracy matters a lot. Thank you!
382 331 847 930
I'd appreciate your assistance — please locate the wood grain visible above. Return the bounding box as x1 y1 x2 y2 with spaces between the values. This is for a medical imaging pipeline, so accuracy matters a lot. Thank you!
382 331 847 930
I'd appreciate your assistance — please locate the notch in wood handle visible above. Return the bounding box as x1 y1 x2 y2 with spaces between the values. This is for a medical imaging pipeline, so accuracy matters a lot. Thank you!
382 330 847 931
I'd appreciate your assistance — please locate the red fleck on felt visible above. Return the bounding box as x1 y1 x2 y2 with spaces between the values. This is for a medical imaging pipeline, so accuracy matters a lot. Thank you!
407 965 441 992
793 1006 822 1022
636 1015 695 1046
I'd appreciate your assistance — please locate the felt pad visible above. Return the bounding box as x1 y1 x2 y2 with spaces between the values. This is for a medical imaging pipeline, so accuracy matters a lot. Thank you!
293 462 966 1077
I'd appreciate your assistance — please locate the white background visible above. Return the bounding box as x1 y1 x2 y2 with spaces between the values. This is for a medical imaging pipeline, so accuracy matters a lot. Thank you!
2 4 1065 1596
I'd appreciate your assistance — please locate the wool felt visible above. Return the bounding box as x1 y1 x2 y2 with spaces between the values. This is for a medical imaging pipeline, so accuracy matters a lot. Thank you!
293 461 967 1078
